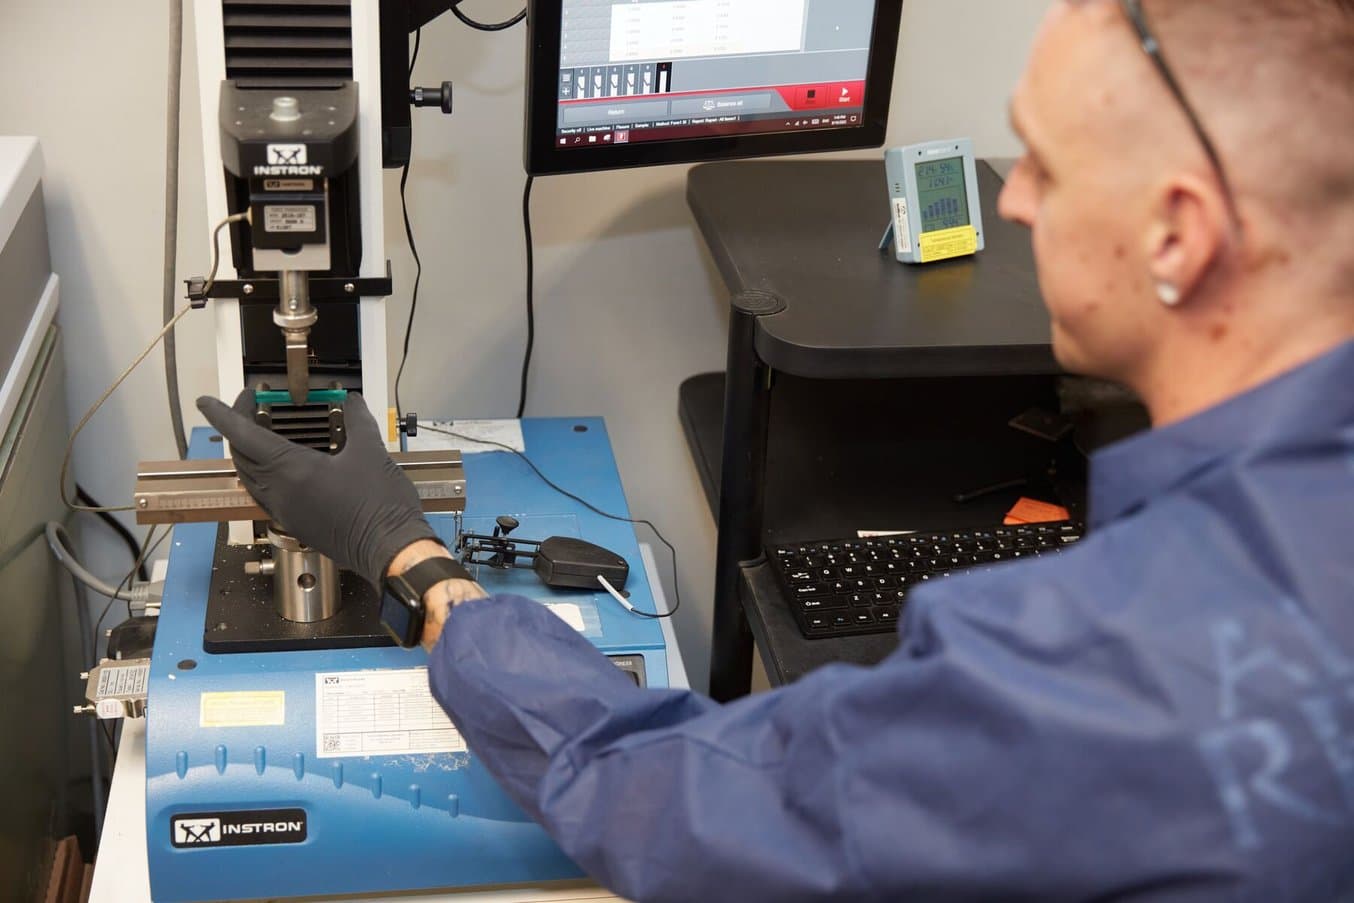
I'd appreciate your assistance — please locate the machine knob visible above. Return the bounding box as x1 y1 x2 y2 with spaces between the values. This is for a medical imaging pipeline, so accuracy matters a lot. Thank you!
410 82 454 115
494 515 520 538
270 96 302 122
399 412 419 437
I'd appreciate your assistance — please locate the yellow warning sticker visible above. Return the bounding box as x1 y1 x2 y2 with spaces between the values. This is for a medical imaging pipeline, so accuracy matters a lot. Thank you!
200 691 286 728
919 225 979 263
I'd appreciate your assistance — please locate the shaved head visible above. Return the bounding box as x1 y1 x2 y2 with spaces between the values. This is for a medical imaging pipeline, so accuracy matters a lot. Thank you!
1142 0 1354 223
1000 0 1354 425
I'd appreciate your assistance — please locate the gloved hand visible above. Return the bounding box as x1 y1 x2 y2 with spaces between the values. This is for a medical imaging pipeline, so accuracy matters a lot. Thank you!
196 390 438 590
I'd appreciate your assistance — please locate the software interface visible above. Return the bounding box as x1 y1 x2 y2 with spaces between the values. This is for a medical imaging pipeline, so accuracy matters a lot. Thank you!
555 0 877 148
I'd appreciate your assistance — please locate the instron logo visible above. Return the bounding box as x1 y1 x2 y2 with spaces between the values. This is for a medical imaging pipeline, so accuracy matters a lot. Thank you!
174 818 221 844
267 143 307 166
170 808 307 848
254 144 323 177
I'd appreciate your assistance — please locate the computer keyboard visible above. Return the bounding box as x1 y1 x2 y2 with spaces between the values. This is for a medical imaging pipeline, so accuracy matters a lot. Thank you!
768 522 1084 639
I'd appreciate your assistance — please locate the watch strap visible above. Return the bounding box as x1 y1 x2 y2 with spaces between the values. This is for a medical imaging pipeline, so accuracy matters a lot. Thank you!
397 556 474 600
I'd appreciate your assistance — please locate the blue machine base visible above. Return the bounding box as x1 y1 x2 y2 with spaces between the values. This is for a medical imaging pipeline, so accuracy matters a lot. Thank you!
145 419 669 902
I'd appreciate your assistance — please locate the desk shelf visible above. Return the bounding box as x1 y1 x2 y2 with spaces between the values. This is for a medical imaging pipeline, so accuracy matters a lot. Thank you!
687 160 1056 380
685 159 1064 700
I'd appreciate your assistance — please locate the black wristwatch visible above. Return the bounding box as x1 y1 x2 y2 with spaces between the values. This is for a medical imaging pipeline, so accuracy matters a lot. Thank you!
380 557 475 648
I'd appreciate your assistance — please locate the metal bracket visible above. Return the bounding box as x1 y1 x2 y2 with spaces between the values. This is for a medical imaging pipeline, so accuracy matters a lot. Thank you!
133 451 466 524
458 533 542 570
185 261 394 305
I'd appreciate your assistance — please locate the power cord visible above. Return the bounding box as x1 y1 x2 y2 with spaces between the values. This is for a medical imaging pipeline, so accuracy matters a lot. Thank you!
442 2 533 416
449 0 526 31
396 58 536 420
598 574 641 615
421 424 681 619
60 211 247 514
517 175 535 418
394 28 424 420
46 523 152 605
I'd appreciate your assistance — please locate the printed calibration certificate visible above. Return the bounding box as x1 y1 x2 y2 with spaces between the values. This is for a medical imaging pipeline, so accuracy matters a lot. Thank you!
314 668 466 759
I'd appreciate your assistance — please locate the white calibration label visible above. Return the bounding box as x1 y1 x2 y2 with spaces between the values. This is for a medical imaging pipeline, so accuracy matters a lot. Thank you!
546 602 586 632
893 198 913 255
97 663 149 697
264 205 316 233
314 669 465 759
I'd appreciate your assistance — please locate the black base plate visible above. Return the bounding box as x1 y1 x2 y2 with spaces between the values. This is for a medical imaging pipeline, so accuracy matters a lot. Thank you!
204 525 394 654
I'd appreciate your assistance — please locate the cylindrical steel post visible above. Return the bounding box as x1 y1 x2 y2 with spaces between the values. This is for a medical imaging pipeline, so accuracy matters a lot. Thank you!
266 526 340 623
274 270 317 404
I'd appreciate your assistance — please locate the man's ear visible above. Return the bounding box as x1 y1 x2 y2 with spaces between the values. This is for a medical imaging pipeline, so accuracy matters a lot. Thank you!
1143 173 1231 307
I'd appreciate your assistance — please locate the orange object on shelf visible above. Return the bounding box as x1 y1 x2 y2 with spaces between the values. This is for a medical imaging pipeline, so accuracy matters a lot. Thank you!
1004 497 1072 525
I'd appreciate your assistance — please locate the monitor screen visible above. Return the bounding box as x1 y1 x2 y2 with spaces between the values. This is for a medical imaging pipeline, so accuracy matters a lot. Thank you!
915 156 971 233
526 0 903 175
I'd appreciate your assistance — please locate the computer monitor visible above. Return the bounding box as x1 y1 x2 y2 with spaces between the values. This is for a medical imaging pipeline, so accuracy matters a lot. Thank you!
525 0 904 175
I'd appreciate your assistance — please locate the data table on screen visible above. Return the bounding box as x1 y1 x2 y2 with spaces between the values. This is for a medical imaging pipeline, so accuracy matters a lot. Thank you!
608 0 809 63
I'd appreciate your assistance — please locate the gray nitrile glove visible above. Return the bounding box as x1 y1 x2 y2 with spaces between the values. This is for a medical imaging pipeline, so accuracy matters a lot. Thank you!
196 390 438 590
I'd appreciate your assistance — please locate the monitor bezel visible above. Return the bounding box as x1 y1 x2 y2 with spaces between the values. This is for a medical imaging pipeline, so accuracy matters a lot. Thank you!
524 0 905 176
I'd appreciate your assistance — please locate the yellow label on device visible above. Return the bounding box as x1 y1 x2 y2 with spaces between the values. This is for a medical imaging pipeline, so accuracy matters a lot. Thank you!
919 225 979 263
200 691 285 728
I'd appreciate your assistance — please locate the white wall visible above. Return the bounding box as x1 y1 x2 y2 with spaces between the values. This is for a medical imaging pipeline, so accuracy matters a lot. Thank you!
0 0 1050 690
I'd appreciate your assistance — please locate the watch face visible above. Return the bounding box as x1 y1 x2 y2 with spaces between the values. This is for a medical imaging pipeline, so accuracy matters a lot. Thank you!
379 589 422 648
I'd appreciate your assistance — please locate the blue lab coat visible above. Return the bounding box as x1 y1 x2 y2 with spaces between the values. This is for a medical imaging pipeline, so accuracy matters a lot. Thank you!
428 342 1354 902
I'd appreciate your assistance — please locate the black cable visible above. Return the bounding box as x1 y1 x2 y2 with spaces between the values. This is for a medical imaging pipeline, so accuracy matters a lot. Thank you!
76 485 150 582
66 571 110 836
396 23 529 420
516 175 535 419
86 520 165 771
449 0 526 31
422 424 681 619
394 28 424 420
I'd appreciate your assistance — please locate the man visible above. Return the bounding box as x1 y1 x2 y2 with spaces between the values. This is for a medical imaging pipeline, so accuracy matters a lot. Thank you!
199 1 1354 899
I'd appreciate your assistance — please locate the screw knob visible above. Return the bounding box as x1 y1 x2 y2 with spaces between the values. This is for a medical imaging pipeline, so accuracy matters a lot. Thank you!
410 82 454 115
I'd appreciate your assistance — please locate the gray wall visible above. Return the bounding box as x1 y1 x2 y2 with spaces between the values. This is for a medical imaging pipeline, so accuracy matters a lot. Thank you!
0 0 1050 690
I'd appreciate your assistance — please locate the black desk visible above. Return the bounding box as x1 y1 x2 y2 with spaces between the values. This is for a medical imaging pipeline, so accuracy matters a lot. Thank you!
682 159 1061 700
